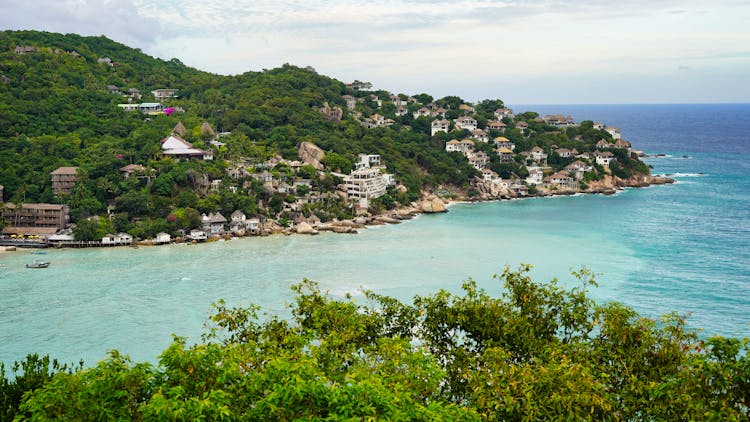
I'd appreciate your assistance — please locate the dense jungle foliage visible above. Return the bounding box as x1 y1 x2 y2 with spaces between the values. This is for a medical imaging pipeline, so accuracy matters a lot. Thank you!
2 266 748 420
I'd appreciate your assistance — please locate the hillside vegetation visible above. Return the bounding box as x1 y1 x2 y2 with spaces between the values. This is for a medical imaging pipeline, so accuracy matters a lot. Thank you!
1 30 648 239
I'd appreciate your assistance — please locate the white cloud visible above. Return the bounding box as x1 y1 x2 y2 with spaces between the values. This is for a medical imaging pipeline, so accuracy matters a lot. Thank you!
0 0 160 47
3 0 748 102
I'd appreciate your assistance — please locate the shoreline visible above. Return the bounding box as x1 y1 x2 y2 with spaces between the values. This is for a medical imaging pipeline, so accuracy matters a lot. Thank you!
2 172 673 251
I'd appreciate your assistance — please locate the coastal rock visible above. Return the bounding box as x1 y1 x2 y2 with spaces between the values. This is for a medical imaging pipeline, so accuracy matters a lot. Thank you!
375 216 401 224
298 141 325 170
421 197 447 213
296 222 314 234
353 217 368 225
333 226 356 234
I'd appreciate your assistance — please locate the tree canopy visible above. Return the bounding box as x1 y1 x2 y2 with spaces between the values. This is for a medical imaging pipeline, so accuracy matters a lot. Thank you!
3 266 748 420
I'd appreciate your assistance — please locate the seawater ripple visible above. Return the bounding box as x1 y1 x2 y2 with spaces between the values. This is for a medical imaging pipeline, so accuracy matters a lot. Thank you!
1 104 749 368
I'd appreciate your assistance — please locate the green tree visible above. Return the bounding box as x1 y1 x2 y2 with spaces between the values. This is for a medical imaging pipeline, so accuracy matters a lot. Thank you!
72 218 102 241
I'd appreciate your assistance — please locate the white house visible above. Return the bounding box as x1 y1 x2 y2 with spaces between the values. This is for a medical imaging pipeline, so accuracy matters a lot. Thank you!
494 137 515 150
486 120 507 131
543 171 577 189
594 150 615 166
555 148 573 158
245 218 261 235
151 88 178 100
454 116 477 132
468 151 490 170
414 107 431 119
494 108 514 120
606 126 621 140
564 161 587 180
431 119 450 136
471 129 489 143
154 232 171 244
161 135 213 161
531 146 548 162
481 168 499 182
102 233 133 245
356 154 382 169
189 229 207 241
445 139 475 154
525 166 544 185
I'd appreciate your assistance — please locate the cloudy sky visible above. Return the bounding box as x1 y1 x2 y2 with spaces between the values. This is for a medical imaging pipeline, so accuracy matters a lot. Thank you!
2 0 749 104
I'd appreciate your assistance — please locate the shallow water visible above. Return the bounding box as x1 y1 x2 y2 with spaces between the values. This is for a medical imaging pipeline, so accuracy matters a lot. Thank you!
1 104 748 368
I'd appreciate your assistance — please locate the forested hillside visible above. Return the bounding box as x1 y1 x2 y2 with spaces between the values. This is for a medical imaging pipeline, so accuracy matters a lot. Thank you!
0 30 649 240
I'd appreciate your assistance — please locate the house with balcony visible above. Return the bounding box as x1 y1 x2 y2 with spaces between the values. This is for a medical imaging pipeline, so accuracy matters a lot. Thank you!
1 203 70 236
431 119 450 136
454 116 478 132
446 139 475 154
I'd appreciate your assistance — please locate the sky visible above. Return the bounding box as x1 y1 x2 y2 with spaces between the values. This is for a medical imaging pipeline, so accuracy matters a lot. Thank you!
1 0 749 104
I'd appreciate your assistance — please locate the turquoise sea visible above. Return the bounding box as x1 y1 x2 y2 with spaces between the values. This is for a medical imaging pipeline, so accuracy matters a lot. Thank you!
1 104 749 368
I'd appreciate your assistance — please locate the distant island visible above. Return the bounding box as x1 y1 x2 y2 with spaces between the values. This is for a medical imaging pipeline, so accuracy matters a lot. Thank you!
0 30 671 248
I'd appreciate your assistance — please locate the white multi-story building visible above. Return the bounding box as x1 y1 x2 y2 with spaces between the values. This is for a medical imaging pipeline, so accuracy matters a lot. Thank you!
525 166 544 185
454 116 478 132
344 167 388 209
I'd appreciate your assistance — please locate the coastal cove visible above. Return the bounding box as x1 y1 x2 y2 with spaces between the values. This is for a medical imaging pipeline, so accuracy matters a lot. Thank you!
1 104 749 369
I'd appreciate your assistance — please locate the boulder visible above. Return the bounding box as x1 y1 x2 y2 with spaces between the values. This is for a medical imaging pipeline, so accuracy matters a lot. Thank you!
296 222 314 234
298 141 325 170
421 197 447 213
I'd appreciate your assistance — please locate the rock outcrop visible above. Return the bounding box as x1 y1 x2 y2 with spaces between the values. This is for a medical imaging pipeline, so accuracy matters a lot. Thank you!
299 142 325 170
416 196 448 213
296 222 314 234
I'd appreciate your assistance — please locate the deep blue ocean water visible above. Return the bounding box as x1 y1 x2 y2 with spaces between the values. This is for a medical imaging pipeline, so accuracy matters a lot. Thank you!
1 104 748 368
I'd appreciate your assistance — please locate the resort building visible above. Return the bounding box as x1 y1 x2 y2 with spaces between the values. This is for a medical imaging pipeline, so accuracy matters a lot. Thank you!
50 166 78 196
344 167 388 209
0 203 70 235
161 135 213 161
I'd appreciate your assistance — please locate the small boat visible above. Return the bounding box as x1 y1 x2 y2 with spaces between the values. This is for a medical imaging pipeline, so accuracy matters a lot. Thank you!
31 250 46 255
26 260 50 269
